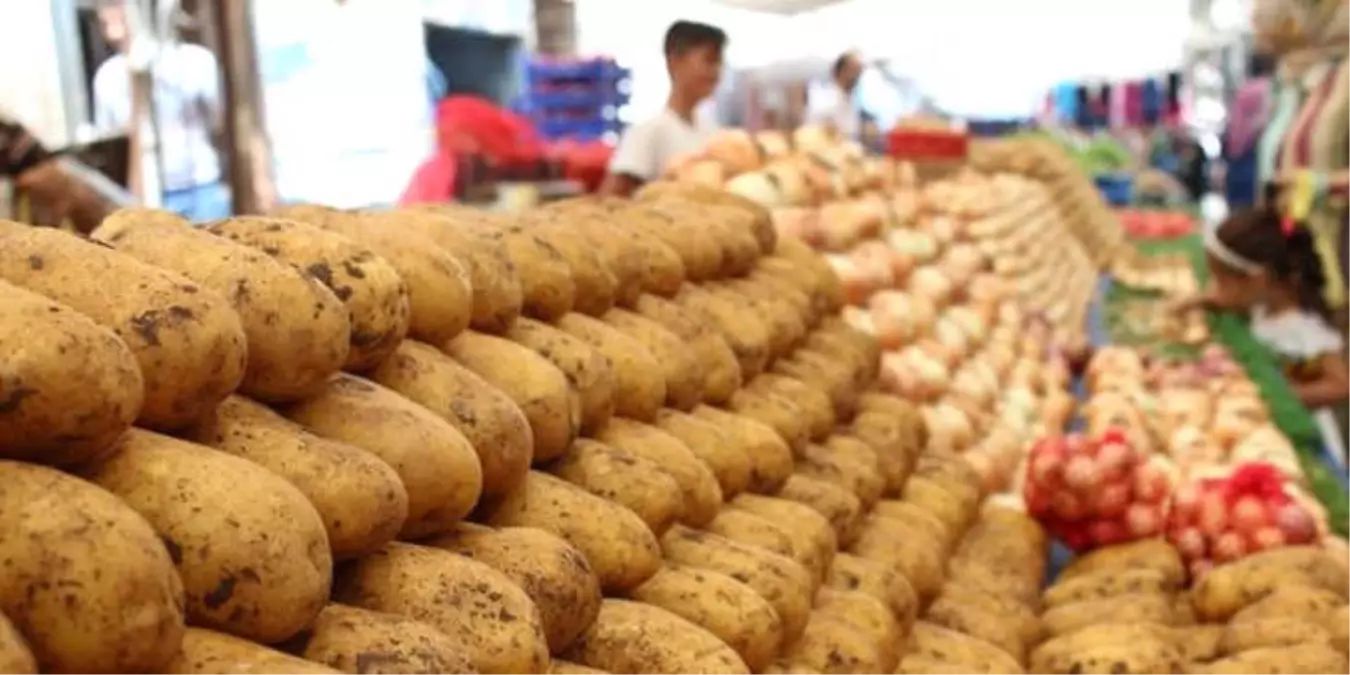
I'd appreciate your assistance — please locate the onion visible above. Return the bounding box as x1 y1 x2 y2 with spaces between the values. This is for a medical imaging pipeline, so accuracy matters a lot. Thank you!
1094 440 1136 479
1249 526 1287 551
1189 559 1214 581
1089 519 1129 546
1132 463 1171 504
1173 527 1207 560
1063 455 1102 491
1212 531 1248 563
1051 491 1087 521
1029 449 1063 487
1125 503 1163 538
1092 482 1132 518
1229 496 1270 535
1275 503 1318 544
1197 492 1230 537
1171 484 1202 525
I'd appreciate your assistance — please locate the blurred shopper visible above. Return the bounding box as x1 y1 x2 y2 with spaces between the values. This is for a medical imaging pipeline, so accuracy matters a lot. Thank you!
92 0 228 221
601 20 726 196
809 50 865 139
1223 54 1275 209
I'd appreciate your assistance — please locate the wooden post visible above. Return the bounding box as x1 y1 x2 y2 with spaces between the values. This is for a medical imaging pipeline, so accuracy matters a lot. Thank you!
210 0 275 214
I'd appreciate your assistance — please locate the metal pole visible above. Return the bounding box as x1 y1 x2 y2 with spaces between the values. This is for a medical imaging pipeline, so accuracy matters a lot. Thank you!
126 0 164 206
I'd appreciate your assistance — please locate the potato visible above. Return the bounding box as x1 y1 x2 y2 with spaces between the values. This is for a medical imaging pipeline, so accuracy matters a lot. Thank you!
1037 642 1184 674
913 452 983 512
747 374 834 441
1229 585 1346 624
779 474 864 547
872 499 957 554
705 508 823 585
297 604 476 674
849 514 946 602
504 318 614 435
82 430 330 643
677 202 764 276
442 330 577 463
384 208 522 333
483 472 661 593
754 256 839 329
727 389 810 453
951 523 1046 589
896 654 1012 675
744 270 819 328
273 205 472 344
523 216 618 316
0 281 143 466
590 204 688 296
1040 593 1180 638
0 461 184 673
1058 538 1185 588
332 543 548 674
549 314 664 421
1221 616 1334 655
542 198 684 299
94 209 349 402
774 349 857 419
630 565 782 672
602 308 704 410
826 553 919 630
209 216 410 371
1190 644 1349 674
730 493 838 584
1194 546 1350 621
0 223 246 430
856 391 927 447
494 226 577 321
633 294 741 403
974 504 1049 555
562 599 749 674
924 593 1027 665
166 628 339 674
1178 624 1226 664
425 524 602 653
797 438 884 508
1042 568 1176 608
660 525 813 643
711 284 804 360
778 612 887 674
1028 623 1177 674
907 622 1025 675
539 210 645 308
814 589 904 671
935 584 1042 646
1331 605 1350 656
691 405 794 493
282 372 486 537
365 341 530 499
187 395 408 558
676 285 771 379
774 237 845 312
847 411 920 495
654 409 752 498
945 557 1043 610
901 474 976 533
634 181 776 254
549 439 684 535
550 660 608 675
624 202 726 281
594 418 723 527
0 612 35 675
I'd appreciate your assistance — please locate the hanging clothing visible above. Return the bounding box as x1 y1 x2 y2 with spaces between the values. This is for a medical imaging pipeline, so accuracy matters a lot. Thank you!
1141 78 1163 125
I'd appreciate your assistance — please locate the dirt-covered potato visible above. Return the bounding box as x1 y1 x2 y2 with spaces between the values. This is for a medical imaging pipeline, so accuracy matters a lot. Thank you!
622 202 726 281
1220 616 1334 655
812 317 880 380
0 461 185 673
936 584 1042 647
443 330 577 462
1228 585 1346 624
425 524 602 653
727 389 810 453
777 610 887 674
635 181 776 254
1191 546 1350 621
601 307 704 410
333 543 548 674
364 341 528 498
661 525 814 643
505 318 614 435
900 473 976 534
925 593 1027 666
521 216 618 317
1041 593 1181 638
774 348 857 419
0 281 143 466
550 660 608 674
871 499 957 553
847 411 920 495
82 430 330 643
594 419 723 527
0 222 246 430
283 372 486 537
1331 605 1349 655
1058 539 1185 588
654 408 752 499
94 209 350 402
491 225 577 321
1042 568 1176 608
385 207 522 333
676 285 772 380
692 405 795 493
1028 623 1178 675
849 513 946 602
713 283 805 360
296 604 476 675
945 557 1044 612
209 216 410 371
633 294 741 404
631 565 783 672
856 391 928 448
908 622 1025 675
554 312 666 421
747 374 834 441
0 612 35 675
565 600 749 674
706 508 820 584
775 237 846 311
548 439 685 535
273 205 472 345
815 588 904 671
730 493 838 584
483 472 660 593
166 628 339 674
827 553 918 631
1189 644 1348 674
798 437 884 508
187 396 407 558
779 474 864 547
532 206 645 308
754 256 839 328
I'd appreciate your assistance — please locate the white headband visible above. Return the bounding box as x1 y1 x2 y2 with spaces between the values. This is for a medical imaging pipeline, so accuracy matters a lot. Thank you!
1203 227 1262 276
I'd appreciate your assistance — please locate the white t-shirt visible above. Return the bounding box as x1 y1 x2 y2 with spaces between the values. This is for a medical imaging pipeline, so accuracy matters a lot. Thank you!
1252 305 1347 466
93 43 222 192
609 107 717 182
807 84 861 139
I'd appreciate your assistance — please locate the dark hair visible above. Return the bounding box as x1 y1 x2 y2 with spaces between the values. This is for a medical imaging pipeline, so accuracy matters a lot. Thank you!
663 20 726 58
1248 52 1276 79
832 51 859 79
1216 205 1332 318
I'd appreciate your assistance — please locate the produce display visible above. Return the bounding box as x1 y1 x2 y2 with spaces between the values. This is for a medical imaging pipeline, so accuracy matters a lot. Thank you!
1115 209 1197 240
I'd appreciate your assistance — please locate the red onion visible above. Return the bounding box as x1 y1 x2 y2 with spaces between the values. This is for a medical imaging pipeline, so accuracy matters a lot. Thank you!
1212 531 1248 563
1173 527 1207 560
1275 503 1318 544
1125 503 1163 537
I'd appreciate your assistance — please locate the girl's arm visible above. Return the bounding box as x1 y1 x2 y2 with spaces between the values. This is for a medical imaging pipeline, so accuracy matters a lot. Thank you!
1293 351 1350 409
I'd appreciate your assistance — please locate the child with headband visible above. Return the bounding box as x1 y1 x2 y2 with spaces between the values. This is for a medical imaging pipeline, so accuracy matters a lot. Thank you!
1182 206 1348 464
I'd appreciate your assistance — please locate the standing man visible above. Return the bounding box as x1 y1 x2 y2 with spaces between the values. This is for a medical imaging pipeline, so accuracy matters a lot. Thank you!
601 20 726 197
809 50 864 139
93 0 229 221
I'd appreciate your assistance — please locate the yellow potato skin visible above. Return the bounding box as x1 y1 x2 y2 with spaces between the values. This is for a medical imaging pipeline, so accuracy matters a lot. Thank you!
654 408 753 499
633 294 741 404
1040 593 1180 638
1028 622 1178 674
907 622 1025 675
81 430 331 644
1192 546 1350 621
676 285 772 381
208 216 410 372
505 318 615 436
333 543 548 675
727 388 810 453
814 588 904 671
283 372 485 538
729 493 838 585
630 565 783 673
548 439 685 536
94 208 350 402
691 405 795 494
798 437 885 508
367 340 529 499
555 313 667 422
747 374 835 441
849 513 946 602
426 524 603 653
0 222 246 431
706 507 825 587
298 604 477 675
780 473 865 547
1058 539 1185 587
602 307 705 411
634 181 777 254
924 592 1027 666
186 395 408 559
165 628 340 675
594 418 723 528
826 553 919 631
562 599 750 675
0 461 185 674
778 611 887 675
0 280 143 466
523 216 619 317
1042 568 1176 608
1190 644 1348 674
0 612 35 675
847 411 921 495
1220 616 1335 655
550 660 608 675
483 472 662 593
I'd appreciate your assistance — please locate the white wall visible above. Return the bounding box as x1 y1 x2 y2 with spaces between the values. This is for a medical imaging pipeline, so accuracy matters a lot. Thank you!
0 2 75 146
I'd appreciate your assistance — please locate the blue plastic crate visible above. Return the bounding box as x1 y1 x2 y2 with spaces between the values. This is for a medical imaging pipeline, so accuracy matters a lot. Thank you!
527 89 630 110
527 59 629 83
535 118 623 141
1094 172 1135 207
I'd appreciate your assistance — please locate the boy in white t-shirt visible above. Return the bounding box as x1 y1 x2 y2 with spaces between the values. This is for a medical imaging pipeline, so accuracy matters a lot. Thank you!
601 20 726 197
